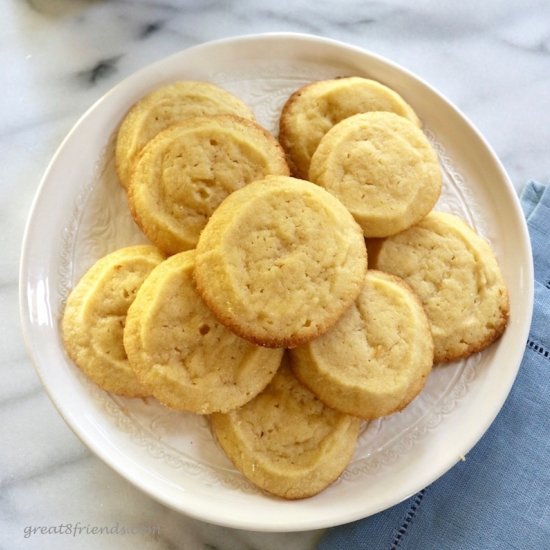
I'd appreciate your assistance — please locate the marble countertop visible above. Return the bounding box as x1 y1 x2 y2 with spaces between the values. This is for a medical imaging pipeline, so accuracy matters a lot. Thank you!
4 1 550 548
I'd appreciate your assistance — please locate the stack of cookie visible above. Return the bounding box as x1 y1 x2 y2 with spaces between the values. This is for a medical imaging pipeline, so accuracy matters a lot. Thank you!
62 77 508 499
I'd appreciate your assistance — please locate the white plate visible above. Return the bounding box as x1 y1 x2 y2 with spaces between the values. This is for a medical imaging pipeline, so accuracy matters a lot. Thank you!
19 33 533 532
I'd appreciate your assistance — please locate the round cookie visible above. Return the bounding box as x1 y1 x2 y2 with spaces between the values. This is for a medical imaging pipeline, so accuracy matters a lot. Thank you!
128 115 289 254
279 76 421 179
123 250 283 414
194 175 368 348
289 270 434 419
309 111 442 237
367 211 509 363
210 357 361 499
115 81 255 188
62 245 165 397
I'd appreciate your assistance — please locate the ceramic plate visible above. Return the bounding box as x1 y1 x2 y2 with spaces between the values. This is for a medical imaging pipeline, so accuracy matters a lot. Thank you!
19 33 533 532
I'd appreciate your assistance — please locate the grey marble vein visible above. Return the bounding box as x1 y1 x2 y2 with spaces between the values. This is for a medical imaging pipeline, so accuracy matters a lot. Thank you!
139 20 165 39
77 55 124 85
0 385 44 412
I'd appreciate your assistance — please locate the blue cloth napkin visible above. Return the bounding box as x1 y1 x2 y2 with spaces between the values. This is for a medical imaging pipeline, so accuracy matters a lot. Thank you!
318 181 550 550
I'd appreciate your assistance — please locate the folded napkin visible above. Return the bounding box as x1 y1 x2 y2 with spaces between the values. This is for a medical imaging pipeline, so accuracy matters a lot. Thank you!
318 181 550 550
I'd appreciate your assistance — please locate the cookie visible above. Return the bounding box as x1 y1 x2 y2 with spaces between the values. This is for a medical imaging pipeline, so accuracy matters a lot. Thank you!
210 357 361 499
115 81 255 188
289 270 434 419
62 245 165 397
127 115 289 254
279 76 421 179
309 111 442 237
123 250 283 414
368 212 509 363
194 175 368 348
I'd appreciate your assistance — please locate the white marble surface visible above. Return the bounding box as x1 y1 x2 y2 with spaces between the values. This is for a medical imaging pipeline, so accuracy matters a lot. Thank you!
4 0 550 548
